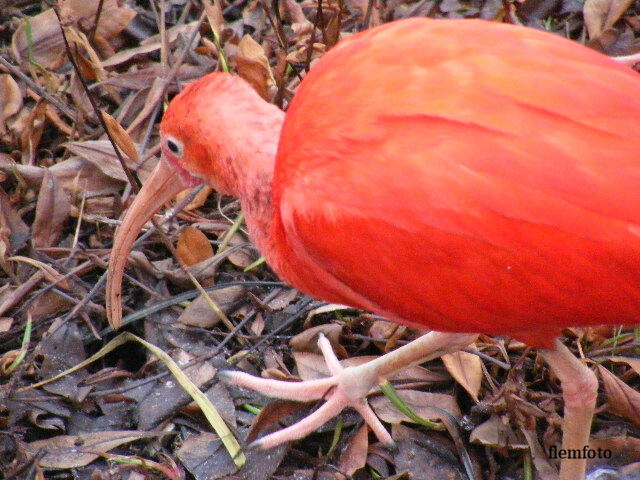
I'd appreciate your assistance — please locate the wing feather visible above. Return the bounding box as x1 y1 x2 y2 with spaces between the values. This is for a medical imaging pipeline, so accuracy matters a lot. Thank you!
270 19 640 347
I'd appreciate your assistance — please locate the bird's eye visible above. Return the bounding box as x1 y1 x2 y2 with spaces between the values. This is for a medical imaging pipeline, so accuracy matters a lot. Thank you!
166 138 182 155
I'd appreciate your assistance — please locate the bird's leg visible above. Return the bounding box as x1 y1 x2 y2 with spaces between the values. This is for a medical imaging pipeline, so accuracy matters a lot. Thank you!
539 339 598 480
221 331 478 449
613 52 640 66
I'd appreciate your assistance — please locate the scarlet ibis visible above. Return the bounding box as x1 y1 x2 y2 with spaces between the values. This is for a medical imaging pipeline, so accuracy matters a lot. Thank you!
106 18 640 480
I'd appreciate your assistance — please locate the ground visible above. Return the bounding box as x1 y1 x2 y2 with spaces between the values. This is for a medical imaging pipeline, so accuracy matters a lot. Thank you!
1 1 640 479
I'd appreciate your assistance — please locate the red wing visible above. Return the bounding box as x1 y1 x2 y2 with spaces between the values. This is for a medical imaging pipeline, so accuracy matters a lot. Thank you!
275 116 640 347
271 18 640 347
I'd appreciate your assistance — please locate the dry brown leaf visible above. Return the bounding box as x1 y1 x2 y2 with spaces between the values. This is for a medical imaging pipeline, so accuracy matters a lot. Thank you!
0 75 22 135
290 323 345 356
337 423 369 477
126 76 166 134
442 348 482 402
0 156 122 194
176 226 214 267
469 415 527 449
175 185 213 211
0 318 13 333
225 232 255 268
175 433 238 480
20 101 47 164
8 256 70 290
64 140 142 182
521 429 559 480
204 0 225 37
246 400 309 444
0 271 45 317
282 0 309 24
0 186 29 255
250 313 265 336
12 0 135 68
589 436 640 467
177 286 246 328
293 351 335 381
127 250 223 288
266 288 298 310
101 112 139 164
598 365 640 427
101 42 163 68
370 389 461 423
368 319 399 344
32 170 71 249
23 431 155 469
603 356 640 376
584 0 633 39
392 424 469 480
30 291 75 319
236 35 275 101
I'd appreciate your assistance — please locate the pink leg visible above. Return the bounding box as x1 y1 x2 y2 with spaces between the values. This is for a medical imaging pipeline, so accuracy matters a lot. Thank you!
221 331 478 449
540 339 598 480
613 52 640 66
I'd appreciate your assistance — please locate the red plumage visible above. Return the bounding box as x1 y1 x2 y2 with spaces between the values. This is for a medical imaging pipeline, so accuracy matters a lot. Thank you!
268 18 640 347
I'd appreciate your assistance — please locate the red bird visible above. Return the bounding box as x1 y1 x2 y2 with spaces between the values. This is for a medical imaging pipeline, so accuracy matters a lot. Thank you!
106 18 640 480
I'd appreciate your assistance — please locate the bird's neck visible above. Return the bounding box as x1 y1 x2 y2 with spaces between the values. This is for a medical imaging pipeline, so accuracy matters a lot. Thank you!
227 107 285 261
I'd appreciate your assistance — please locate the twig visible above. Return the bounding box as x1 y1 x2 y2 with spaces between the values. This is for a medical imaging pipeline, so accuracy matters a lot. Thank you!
88 0 105 42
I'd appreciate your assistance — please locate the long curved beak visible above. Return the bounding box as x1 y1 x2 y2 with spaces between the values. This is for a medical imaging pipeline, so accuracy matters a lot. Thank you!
106 159 186 329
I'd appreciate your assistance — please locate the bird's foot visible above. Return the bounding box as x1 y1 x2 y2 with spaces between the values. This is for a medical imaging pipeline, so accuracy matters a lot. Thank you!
220 333 393 450
221 330 478 449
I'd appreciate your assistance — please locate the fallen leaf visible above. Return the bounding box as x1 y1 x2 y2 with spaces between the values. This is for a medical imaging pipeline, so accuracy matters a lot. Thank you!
236 34 275 101
20 101 47 164
178 286 246 328
32 170 71 248
246 400 309 444
370 389 462 423
598 365 640 427
12 0 135 68
337 423 369 477
64 140 142 182
0 156 122 194
392 424 466 480
469 415 527 449
24 431 155 468
101 112 139 164
175 185 213 211
176 226 214 267
0 186 29 255
602 356 640 376
0 74 22 135
521 429 559 480
442 347 482 402
204 0 225 37
137 349 217 430
176 433 238 479
290 323 345 356
266 288 298 310
225 232 255 268
589 436 640 468
7 256 70 290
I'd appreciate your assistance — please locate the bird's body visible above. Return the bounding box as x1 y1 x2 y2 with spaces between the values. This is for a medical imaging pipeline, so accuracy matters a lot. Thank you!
107 17 640 479
162 18 640 348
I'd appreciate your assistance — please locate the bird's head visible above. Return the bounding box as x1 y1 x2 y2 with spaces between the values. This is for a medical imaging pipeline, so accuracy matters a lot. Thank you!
105 72 284 329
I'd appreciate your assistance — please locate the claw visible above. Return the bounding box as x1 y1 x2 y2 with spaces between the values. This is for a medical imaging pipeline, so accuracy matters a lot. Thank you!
222 331 477 449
